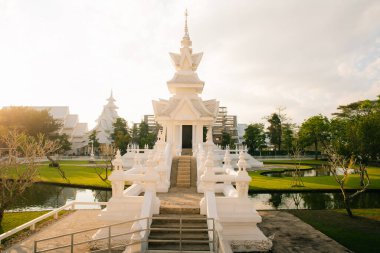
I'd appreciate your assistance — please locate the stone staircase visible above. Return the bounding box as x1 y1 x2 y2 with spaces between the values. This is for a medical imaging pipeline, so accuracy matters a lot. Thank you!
147 213 211 252
176 156 191 188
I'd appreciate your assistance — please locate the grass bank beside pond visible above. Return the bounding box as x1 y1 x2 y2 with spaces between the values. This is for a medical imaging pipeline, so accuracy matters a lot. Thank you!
250 160 380 191
0 211 49 234
262 159 328 165
29 159 380 191
0 210 71 248
288 209 380 253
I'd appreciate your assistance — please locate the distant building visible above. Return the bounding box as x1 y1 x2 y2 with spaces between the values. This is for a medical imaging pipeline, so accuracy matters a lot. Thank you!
143 105 238 145
33 106 88 155
237 123 248 145
92 92 119 146
143 114 159 133
212 106 238 145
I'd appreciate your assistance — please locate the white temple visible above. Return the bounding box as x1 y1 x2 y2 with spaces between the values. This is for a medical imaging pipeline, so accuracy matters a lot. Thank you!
153 11 219 156
90 11 270 253
32 106 88 154
92 91 119 144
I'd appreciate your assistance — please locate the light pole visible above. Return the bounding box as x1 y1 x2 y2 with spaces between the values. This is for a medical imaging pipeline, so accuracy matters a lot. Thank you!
89 140 95 162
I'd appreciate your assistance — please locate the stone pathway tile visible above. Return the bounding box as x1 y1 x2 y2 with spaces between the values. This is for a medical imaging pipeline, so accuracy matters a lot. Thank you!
258 211 352 253
5 210 107 253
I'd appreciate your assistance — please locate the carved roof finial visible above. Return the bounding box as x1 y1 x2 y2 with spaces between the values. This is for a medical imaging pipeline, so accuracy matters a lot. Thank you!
184 9 189 38
181 9 192 48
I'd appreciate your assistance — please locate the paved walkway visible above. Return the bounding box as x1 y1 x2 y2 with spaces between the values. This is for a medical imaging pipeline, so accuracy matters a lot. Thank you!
5 210 108 253
5 209 352 253
259 211 352 253
158 187 203 214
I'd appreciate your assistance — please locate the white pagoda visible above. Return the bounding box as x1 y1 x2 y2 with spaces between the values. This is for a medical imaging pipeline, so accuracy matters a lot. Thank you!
92 91 119 144
153 11 219 155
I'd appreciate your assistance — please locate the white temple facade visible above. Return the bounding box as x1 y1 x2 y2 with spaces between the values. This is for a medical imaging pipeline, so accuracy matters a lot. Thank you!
153 14 219 156
92 92 119 145
32 106 88 155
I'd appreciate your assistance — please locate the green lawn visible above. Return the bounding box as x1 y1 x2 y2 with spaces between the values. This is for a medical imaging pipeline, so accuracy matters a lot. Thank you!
289 209 380 253
262 159 328 165
36 164 111 188
6 159 380 191
0 210 71 246
250 162 380 191
0 211 49 234
40 160 107 165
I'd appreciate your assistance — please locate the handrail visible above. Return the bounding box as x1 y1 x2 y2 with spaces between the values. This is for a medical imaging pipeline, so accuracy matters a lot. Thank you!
33 216 217 253
0 201 109 245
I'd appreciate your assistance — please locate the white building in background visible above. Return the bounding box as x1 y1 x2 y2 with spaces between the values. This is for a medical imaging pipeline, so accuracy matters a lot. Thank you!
33 106 88 155
92 92 119 145
237 123 248 144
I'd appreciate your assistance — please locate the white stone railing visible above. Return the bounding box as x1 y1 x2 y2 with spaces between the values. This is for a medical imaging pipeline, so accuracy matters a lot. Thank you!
0 201 109 245
203 192 233 253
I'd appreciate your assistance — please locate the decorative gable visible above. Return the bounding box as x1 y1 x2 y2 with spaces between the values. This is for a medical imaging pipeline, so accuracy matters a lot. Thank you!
170 99 200 120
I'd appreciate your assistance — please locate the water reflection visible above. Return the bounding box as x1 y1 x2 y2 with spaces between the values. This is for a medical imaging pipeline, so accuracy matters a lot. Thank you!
250 191 380 210
6 183 380 211
262 166 335 177
7 183 111 211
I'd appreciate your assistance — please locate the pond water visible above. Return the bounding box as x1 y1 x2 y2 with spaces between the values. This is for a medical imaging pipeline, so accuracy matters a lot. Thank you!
6 183 380 211
7 184 111 212
250 191 380 210
262 167 334 177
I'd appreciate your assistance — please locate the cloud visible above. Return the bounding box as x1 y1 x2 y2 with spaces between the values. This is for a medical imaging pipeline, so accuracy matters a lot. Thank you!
0 0 379 128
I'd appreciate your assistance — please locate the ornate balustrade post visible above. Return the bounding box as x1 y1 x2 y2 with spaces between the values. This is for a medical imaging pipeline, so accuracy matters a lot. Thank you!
223 146 232 170
109 150 125 198
236 151 251 198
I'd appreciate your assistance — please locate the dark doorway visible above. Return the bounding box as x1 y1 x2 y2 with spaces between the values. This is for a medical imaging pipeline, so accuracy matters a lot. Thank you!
182 125 192 149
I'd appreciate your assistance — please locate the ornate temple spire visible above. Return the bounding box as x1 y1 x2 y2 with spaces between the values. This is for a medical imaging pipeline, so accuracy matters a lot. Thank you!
167 9 204 94
181 9 192 48
93 93 119 144
108 90 115 103
184 9 189 39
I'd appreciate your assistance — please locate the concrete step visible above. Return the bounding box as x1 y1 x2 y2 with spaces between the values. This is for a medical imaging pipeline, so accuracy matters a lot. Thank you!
177 174 190 178
147 250 211 253
151 222 207 229
148 243 210 251
178 165 190 169
159 207 201 215
149 232 209 240
177 181 190 185
176 184 191 188
148 214 210 252
177 168 190 174
176 181 190 185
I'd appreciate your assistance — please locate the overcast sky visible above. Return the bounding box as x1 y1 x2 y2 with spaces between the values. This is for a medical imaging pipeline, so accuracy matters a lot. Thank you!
0 0 379 128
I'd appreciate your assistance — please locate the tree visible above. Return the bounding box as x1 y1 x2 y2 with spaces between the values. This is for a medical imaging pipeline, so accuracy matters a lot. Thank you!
330 96 380 186
88 130 100 154
290 146 304 188
331 97 380 163
282 123 295 154
138 121 156 148
0 106 71 166
111 118 130 155
298 114 330 159
243 123 266 155
267 113 282 151
0 107 61 138
220 131 236 149
93 144 114 184
0 130 59 224
130 124 139 144
325 147 369 217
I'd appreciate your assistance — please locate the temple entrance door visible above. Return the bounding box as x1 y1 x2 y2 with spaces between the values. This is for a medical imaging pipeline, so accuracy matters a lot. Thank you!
182 125 192 149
